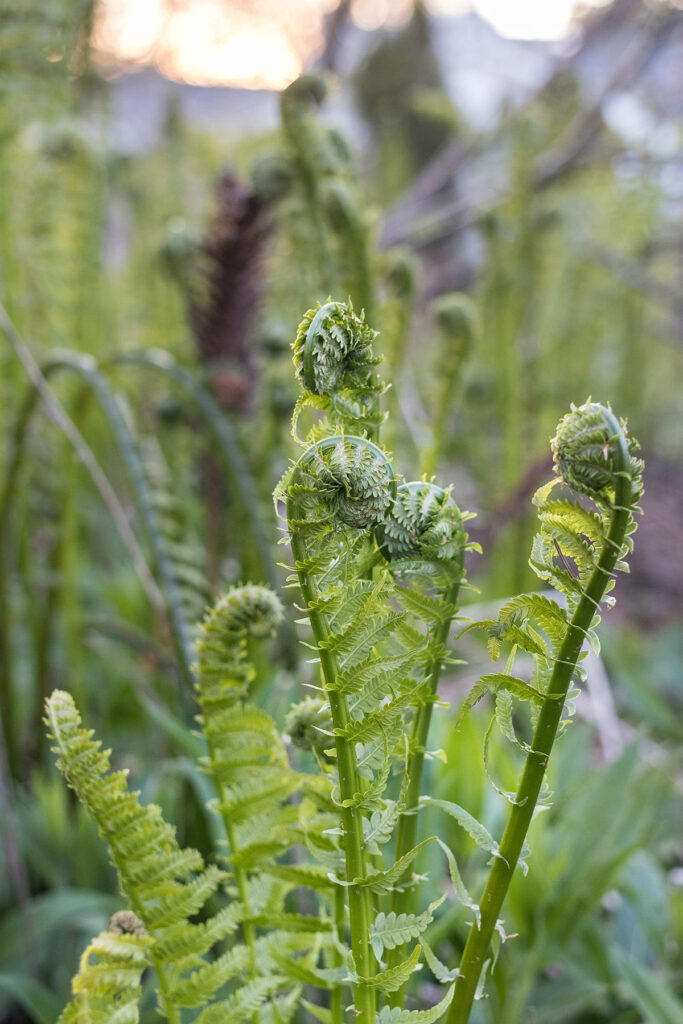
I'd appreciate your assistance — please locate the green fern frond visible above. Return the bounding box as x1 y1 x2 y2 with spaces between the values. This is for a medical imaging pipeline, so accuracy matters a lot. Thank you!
376 985 455 1024
370 897 446 960
58 918 152 1024
45 690 229 1020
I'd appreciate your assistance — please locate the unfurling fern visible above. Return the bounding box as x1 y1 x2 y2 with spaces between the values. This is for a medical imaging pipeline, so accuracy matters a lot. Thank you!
290 300 384 442
45 586 309 1024
444 400 642 1024
48 291 644 1024
276 302 472 1023
45 690 234 1023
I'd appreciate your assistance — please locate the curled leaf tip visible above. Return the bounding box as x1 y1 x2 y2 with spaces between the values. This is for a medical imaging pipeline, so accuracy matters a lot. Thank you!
293 300 379 398
551 400 643 508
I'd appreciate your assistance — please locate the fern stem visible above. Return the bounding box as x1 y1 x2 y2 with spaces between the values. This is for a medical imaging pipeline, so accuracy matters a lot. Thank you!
447 414 633 1024
210 749 260 1016
126 890 182 1024
287 522 376 1024
387 580 462 1003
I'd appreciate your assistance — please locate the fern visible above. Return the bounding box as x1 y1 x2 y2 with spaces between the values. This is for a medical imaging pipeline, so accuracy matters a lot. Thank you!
46 290 645 1024
370 897 446 960
58 913 152 1024
444 400 643 1023
276 300 473 1023
45 586 317 1023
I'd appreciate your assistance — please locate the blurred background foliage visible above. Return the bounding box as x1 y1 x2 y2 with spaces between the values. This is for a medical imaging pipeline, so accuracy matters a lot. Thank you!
0 0 681 1021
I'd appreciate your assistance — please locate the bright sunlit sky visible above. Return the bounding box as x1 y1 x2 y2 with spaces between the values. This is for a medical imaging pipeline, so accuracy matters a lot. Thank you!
92 0 611 90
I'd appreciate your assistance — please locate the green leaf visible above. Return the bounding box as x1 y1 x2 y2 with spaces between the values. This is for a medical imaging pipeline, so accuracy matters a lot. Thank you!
247 913 333 933
359 945 422 993
0 973 62 1024
359 837 436 893
362 802 400 855
194 977 286 1024
418 939 459 984
434 838 480 927
301 999 332 1024
420 798 502 862
370 896 446 960
0 890 118 967
263 863 335 890
376 983 455 1024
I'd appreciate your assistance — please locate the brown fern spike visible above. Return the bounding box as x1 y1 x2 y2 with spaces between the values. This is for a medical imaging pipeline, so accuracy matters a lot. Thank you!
190 172 271 412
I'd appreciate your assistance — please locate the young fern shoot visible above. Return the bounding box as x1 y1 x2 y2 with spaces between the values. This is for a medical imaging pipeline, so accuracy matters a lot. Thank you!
278 300 472 1024
45 295 644 1024
445 401 643 1023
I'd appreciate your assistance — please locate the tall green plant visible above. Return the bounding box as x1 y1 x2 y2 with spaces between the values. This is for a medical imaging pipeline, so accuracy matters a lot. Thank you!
45 302 644 1024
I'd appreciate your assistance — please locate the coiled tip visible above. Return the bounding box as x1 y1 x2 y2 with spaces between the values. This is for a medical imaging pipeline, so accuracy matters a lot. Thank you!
378 481 466 576
200 585 284 644
551 400 643 507
284 697 333 753
288 436 396 532
293 300 379 397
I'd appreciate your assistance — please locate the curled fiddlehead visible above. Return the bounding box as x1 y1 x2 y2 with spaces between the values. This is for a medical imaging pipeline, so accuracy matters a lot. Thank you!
378 481 469 589
293 301 378 398
285 696 334 754
446 401 643 1024
283 434 396 532
198 584 284 654
291 301 384 442
551 399 643 509
196 586 309 1016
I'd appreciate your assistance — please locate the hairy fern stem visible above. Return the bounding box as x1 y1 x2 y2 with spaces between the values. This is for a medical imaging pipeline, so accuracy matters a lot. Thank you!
448 406 636 1023
286 504 377 1024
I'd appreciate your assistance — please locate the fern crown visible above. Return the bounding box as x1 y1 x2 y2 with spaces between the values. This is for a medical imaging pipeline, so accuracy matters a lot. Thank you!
378 481 466 571
551 400 643 509
286 435 397 530
293 300 379 397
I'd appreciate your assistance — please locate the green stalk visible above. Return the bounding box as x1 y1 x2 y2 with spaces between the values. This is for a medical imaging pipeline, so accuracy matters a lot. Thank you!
217 787 260 1024
387 579 462 1003
447 417 633 1024
286 510 375 1024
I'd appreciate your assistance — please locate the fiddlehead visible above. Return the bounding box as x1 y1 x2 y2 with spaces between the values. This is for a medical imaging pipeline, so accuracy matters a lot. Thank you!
284 434 396 531
285 696 334 754
291 301 384 442
196 586 312 1015
446 401 642 1024
378 481 469 589
551 399 643 508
